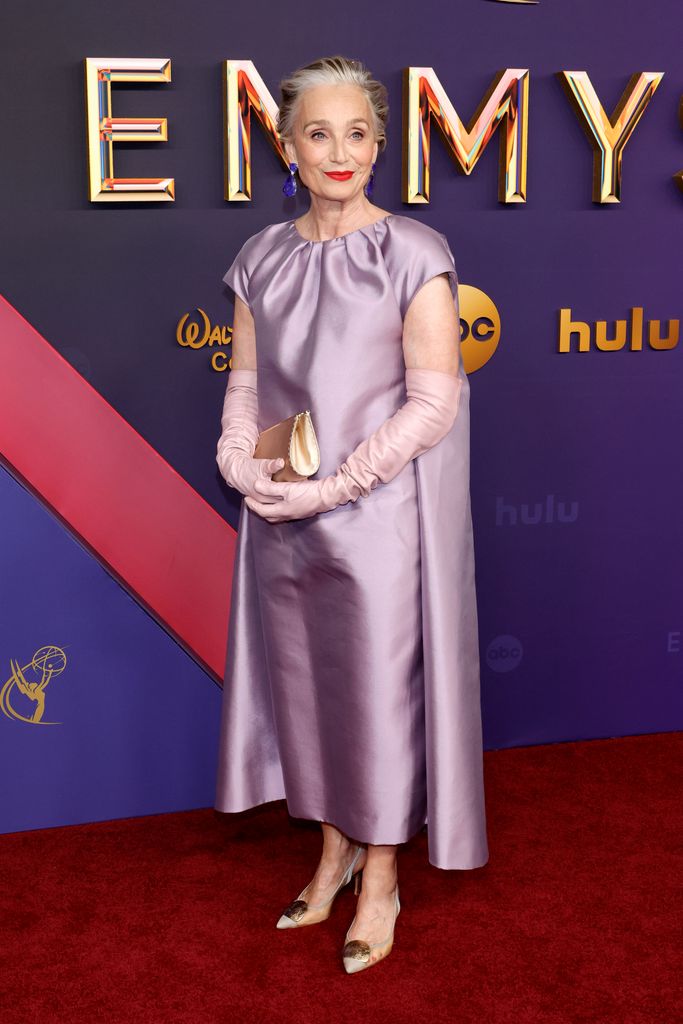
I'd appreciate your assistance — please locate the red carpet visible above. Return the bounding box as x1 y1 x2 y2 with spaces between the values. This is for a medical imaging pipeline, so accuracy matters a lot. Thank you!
1 732 680 1023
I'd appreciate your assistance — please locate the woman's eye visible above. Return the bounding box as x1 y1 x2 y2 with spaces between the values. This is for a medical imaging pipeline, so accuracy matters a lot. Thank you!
309 130 365 141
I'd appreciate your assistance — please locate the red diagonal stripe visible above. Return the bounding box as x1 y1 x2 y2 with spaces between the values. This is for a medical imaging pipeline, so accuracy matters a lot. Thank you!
0 294 236 681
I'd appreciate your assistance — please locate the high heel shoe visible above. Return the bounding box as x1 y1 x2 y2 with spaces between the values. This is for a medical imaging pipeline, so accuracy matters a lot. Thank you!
276 843 365 929
341 884 401 974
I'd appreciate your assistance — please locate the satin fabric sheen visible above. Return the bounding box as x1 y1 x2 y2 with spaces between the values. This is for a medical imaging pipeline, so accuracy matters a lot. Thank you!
214 214 489 870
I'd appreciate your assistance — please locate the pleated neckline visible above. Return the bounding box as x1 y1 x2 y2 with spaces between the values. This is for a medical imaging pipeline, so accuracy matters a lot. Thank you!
287 214 394 246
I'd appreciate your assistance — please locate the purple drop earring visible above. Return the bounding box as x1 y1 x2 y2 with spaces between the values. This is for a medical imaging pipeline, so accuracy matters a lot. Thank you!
364 162 376 198
283 162 298 197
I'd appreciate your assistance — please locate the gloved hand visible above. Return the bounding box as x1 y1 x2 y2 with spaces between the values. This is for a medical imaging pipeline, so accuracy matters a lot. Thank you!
216 368 287 501
244 367 463 524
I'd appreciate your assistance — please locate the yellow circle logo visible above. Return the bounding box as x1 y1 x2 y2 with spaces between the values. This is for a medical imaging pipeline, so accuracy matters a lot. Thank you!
459 285 500 373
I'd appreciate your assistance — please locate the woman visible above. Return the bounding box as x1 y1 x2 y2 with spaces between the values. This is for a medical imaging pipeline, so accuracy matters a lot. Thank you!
215 55 488 974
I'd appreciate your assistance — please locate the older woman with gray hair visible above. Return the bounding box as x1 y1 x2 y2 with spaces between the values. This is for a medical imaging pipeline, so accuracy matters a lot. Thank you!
215 54 488 974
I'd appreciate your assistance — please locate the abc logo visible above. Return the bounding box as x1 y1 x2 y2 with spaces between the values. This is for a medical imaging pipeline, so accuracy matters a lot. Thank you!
485 634 523 673
459 285 500 373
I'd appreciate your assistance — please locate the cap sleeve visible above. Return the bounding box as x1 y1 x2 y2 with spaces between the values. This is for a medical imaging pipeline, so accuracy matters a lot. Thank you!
222 243 251 312
393 222 459 320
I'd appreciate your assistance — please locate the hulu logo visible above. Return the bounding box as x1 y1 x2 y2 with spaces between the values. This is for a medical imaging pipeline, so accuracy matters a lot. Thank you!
495 495 578 526
558 308 679 353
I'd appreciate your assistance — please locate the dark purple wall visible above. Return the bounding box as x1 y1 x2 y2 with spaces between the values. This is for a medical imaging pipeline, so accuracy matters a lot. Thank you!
0 0 681 832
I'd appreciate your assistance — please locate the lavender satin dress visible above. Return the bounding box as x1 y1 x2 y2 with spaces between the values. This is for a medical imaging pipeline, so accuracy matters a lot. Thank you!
214 213 489 870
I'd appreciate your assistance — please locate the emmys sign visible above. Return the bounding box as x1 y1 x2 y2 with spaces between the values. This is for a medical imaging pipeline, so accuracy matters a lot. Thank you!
83 59 673 206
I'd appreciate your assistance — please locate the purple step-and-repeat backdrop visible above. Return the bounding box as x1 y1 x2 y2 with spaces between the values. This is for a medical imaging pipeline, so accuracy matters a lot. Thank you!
0 0 681 833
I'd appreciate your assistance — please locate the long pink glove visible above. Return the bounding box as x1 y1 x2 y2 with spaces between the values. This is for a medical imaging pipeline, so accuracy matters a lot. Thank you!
244 367 463 524
216 369 287 500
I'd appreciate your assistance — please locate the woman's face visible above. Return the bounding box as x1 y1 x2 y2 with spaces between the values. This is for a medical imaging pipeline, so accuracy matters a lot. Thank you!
284 83 379 202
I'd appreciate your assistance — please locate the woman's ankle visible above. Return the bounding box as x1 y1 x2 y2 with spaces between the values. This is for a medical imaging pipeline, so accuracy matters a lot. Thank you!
320 822 357 856
357 852 397 894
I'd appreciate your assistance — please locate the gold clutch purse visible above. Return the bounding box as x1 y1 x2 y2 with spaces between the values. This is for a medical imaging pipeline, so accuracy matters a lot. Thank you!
253 409 321 482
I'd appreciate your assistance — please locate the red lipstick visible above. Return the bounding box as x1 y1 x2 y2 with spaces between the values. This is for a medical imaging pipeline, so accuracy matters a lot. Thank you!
324 170 354 180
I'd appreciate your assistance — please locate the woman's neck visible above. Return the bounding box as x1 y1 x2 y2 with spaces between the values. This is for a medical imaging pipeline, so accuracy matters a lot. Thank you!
294 199 390 242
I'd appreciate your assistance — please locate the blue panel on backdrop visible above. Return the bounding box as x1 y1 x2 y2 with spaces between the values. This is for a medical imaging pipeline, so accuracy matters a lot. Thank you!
0 464 221 835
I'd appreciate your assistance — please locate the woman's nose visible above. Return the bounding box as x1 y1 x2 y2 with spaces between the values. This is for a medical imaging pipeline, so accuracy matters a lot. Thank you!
331 140 348 163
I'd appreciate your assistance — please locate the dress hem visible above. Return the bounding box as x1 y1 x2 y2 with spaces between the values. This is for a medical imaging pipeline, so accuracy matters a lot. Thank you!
214 794 426 847
214 795 489 870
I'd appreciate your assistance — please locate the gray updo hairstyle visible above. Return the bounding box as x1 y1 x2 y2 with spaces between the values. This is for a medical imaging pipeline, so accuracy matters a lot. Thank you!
277 55 389 157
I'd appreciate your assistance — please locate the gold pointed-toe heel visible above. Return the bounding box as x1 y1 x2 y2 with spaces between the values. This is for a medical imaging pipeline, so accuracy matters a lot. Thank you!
342 885 400 974
276 843 365 929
